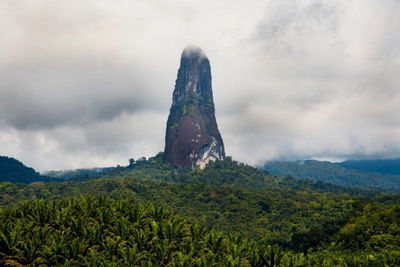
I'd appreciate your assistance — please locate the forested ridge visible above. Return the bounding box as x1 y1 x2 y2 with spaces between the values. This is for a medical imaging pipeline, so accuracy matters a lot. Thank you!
1 154 400 265
0 156 54 184
338 158 400 175
262 160 400 190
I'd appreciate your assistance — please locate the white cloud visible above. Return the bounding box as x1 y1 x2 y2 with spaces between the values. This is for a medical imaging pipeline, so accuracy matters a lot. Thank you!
1 0 400 171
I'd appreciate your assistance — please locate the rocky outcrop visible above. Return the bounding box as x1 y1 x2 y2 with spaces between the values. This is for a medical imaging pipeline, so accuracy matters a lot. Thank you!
164 45 225 169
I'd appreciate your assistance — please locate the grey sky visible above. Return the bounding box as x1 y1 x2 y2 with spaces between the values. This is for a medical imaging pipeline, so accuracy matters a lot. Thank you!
1 0 400 172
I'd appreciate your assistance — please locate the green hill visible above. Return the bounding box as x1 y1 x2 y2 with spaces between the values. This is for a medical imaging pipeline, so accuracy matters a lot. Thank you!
93 153 380 196
0 156 54 183
339 158 400 175
261 160 400 190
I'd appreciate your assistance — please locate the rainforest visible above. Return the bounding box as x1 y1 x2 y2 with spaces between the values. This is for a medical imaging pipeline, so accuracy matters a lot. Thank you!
1 154 400 266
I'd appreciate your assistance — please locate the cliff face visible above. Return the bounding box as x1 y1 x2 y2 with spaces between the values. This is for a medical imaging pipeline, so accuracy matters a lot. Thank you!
164 45 225 169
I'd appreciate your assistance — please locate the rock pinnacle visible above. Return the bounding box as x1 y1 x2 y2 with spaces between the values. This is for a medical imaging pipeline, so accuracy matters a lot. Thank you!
164 46 225 169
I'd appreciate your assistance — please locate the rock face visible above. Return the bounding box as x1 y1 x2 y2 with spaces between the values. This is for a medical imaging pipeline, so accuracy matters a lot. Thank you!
164 45 225 169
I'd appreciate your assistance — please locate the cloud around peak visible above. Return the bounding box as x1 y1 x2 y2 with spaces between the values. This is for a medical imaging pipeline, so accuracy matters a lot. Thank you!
182 45 207 59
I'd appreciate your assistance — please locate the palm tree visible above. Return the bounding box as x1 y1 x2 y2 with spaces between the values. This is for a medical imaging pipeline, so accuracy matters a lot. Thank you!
258 245 285 267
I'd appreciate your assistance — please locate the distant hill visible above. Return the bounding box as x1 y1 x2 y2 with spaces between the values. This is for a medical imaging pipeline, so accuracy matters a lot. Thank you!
338 159 400 175
261 160 400 190
0 156 54 183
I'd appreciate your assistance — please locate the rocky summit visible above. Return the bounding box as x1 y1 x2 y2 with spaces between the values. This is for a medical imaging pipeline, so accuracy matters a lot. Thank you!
164 45 225 169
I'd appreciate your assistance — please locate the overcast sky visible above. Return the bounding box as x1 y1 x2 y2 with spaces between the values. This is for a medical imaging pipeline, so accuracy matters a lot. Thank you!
1 0 400 172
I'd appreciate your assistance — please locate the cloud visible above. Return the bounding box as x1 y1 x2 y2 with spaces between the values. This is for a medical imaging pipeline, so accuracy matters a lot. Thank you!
0 64 151 129
216 0 400 165
1 0 400 171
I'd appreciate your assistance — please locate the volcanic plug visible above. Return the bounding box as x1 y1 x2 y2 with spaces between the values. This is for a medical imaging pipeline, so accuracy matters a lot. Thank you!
164 45 225 169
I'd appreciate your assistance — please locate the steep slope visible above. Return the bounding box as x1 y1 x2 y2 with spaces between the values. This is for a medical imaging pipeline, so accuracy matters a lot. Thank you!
164 45 225 169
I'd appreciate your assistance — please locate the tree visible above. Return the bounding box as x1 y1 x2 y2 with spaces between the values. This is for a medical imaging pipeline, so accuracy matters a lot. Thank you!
128 158 135 167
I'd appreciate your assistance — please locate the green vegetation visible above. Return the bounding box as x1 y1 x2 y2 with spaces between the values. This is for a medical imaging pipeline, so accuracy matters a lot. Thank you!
262 160 400 190
43 168 113 181
1 196 400 266
99 154 380 195
339 158 400 175
1 154 400 265
0 156 55 184
0 174 354 242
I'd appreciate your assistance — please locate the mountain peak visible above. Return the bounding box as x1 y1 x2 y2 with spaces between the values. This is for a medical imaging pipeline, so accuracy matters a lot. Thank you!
164 46 225 169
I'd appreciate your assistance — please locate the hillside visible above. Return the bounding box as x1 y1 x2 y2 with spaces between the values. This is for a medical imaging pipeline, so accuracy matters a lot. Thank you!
0 156 54 183
261 160 400 190
339 158 400 175
2 159 400 266
93 153 382 196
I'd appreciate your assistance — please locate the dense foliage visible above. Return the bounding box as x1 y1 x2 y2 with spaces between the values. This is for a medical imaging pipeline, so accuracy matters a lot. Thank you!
0 174 355 242
1 196 400 266
262 160 400 190
98 154 381 196
0 156 54 184
339 158 400 175
0 156 383 242
2 155 400 265
43 167 114 181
